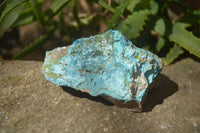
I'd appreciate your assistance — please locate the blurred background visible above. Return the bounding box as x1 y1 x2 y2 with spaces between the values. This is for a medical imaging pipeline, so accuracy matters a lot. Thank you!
0 0 200 65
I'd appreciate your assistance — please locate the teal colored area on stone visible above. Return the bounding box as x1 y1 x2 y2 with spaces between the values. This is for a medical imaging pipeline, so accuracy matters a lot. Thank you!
42 30 163 102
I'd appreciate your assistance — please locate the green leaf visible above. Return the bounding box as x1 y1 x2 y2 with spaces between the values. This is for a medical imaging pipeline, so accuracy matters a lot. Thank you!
154 18 165 36
44 0 71 22
116 10 149 39
109 0 129 28
13 24 56 59
50 0 71 13
28 0 43 27
164 44 184 65
11 0 45 27
134 0 151 11
155 37 165 53
127 0 152 12
98 0 115 13
11 9 35 27
126 0 140 12
0 0 13 14
0 0 27 39
170 23 200 58
72 0 80 26
150 0 159 15
154 18 200 58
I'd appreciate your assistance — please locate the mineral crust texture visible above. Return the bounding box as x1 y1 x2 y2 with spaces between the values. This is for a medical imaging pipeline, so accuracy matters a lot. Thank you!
42 30 163 112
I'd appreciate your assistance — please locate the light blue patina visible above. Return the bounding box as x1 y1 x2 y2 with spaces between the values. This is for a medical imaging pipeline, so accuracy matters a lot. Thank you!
42 30 163 103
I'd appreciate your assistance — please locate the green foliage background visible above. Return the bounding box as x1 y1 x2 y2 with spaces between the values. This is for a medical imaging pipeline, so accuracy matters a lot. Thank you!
0 0 200 65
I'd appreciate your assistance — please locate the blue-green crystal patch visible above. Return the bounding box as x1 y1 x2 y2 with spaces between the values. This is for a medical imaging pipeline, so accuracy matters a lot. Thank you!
42 30 163 103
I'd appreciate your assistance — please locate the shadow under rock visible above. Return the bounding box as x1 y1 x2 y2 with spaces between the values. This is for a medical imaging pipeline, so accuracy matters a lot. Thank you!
143 74 178 112
61 74 178 112
61 86 114 106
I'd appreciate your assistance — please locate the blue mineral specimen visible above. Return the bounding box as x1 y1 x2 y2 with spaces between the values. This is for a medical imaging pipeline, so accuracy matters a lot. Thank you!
42 30 163 103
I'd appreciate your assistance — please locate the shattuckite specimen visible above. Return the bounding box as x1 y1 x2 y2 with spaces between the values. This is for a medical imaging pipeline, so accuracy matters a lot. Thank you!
42 30 163 112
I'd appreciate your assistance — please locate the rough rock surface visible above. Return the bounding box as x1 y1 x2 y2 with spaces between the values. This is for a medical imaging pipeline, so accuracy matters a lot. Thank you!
0 58 200 132
42 30 163 108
